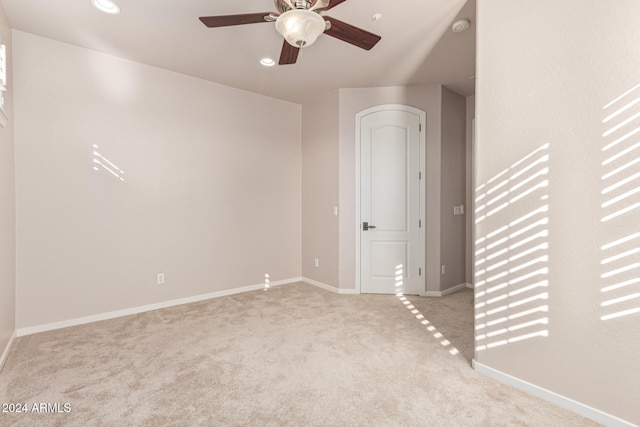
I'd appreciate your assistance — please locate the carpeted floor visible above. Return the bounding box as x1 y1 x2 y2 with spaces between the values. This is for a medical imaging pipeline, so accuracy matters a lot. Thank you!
0 282 599 426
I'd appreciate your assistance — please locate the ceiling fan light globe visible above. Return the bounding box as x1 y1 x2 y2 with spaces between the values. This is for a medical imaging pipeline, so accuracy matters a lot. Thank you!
275 9 325 48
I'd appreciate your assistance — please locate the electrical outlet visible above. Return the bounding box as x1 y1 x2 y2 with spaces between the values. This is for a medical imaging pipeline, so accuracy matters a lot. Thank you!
441 265 446 276
157 273 165 285
314 258 319 268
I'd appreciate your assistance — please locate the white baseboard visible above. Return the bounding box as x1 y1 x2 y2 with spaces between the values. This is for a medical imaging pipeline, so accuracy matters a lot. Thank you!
0 330 17 374
303 277 339 293
302 278 359 294
465 282 474 289
16 277 301 337
473 360 638 427
424 282 469 297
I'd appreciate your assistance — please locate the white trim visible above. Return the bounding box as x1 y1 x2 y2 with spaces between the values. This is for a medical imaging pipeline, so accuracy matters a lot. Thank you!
16 278 301 337
424 283 469 297
355 104 427 295
0 330 17 373
471 118 476 290
473 360 638 427
419 111 427 296
465 282 475 289
355 109 362 294
303 277 339 293
302 277 359 294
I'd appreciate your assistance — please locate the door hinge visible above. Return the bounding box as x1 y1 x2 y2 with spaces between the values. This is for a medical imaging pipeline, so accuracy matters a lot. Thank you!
419 171 422 180
419 123 422 132
419 219 422 228
419 268 422 276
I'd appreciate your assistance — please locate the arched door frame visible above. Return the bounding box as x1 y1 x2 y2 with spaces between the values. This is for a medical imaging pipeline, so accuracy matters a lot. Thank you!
355 104 427 295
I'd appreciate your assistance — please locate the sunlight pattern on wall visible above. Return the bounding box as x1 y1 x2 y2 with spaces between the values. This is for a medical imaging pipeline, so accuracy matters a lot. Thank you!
474 144 550 352
93 144 125 181
600 84 640 320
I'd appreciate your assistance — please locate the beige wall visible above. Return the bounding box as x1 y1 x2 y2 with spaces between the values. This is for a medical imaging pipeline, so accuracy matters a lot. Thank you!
301 91 339 286
338 85 444 292
465 95 475 284
13 32 302 329
440 88 466 290
475 0 640 423
0 7 15 366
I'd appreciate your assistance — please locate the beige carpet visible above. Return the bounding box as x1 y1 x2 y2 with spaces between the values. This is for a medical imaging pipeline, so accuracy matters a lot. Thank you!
0 282 599 426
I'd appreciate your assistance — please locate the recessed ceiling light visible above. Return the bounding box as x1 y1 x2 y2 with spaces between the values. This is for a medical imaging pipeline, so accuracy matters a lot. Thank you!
260 58 276 67
91 0 120 15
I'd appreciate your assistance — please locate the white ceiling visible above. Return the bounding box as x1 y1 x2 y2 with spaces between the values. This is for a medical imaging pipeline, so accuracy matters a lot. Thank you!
0 0 476 104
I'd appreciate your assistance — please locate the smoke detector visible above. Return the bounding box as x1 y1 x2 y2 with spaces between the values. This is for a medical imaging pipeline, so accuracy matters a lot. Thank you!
452 18 470 33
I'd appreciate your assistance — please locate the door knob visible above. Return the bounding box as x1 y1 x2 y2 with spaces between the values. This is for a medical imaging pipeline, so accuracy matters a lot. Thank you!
363 222 377 231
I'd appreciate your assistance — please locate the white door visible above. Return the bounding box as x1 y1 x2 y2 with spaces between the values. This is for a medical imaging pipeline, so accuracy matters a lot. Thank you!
359 107 423 295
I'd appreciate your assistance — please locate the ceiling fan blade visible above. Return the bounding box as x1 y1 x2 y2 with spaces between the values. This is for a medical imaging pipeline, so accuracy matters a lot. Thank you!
199 13 273 28
309 0 330 11
279 40 300 65
324 16 381 50
319 0 348 11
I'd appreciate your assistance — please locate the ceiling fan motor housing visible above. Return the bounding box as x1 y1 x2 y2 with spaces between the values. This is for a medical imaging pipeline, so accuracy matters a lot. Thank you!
274 0 315 13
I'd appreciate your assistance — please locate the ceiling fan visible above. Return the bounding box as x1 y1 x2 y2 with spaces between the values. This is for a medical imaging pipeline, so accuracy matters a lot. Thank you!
199 0 382 65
